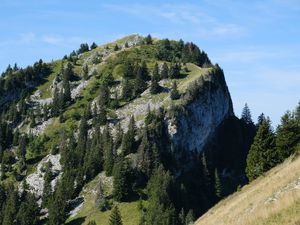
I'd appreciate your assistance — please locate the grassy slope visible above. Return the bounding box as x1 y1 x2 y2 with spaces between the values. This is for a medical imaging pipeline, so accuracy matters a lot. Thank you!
66 172 145 225
195 154 300 225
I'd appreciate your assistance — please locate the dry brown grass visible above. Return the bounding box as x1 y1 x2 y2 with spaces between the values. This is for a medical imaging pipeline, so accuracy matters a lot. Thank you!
195 155 300 225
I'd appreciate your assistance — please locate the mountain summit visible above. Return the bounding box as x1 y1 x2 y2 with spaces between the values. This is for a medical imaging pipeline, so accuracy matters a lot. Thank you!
0 35 255 225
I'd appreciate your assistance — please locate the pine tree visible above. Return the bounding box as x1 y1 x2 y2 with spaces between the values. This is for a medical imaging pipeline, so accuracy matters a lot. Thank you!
16 192 40 225
42 161 53 207
18 135 26 160
276 111 300 161
145 34 153 45
121 116 136 155
170 81 180 100
104 126 114 176
161 62 169 79
114 44 119 51
134 66 147 95
246 117 277 181
122 79 132 100
90 42 98 50
143 165 176 225
257 113 266 127
52 86 60 116
185 210 194 225
241 103 253 125
109 205 123 225
150 65 160 94
83 64 89 80
140 61 149 80
214 168 222 199
113 157 130 201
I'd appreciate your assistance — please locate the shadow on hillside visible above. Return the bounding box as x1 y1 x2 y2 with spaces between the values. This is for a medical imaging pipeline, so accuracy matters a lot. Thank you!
66 217 86 225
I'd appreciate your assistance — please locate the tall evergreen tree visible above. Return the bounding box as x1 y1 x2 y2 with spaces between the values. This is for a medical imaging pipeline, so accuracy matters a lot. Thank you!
109 205 123 225
150 65 160 95
214 168 222 199
104 126 114 176
161 63 169 79
121 116 136 155
113 157 130 201
145 34 153 45
170 81 180 100
241 103 253 125
83 64 89 80
276 111 300 161
142 165 176 225
246 117 277 181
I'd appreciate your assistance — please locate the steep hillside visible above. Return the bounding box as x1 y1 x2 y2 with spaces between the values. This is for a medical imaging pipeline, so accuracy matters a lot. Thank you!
195 154 300 225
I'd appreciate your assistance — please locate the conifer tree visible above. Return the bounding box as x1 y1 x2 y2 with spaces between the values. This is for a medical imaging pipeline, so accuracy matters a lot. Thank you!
121 116 136 155
161 62 169 79
113 157 130 201
241 103 253 125
143 165 176 225
145 34 153 45
214 168 222 199
170 81 180 100
122 79 132 100
276 111 300 161
109 205 123 225
42 161 53 207
115 123 123 150
140 61 149 80
246 117 277 181
134 66 147 95
104 126 114 176
150 65 160 95
52 86 60 116
90 42 98 50
257 113 266 127
83 64 89 80
16 192 40 225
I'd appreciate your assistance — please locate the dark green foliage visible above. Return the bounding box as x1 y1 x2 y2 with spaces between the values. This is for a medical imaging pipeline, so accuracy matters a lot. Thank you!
141 165 176 225
109 205 123 225
103 126 114 176
170 81 180 100
214 169 222 199
145 34 153 45
150 72 160 95
77 43 89 54
276 111 300 161
42 161 53 207
114 44 120 51
246 117 277 181
121 116 136 155
241 103 253 125
90 42 98 50
169 63 181 79
16 192 40 225
83 64 89 80
113 157 131 201
257 113 266 127
122 79 133 100
83 126 103 181
87 221 97 225
161 62 169 79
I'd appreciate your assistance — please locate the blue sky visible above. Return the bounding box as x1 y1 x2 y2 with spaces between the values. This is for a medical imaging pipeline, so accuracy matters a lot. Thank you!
1 0 299 126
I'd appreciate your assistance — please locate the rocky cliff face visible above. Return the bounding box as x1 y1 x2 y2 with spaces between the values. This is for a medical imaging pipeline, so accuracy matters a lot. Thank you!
168 69 234 152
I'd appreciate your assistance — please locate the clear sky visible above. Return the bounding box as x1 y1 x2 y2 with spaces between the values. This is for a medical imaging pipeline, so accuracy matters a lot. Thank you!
1 0 299 126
